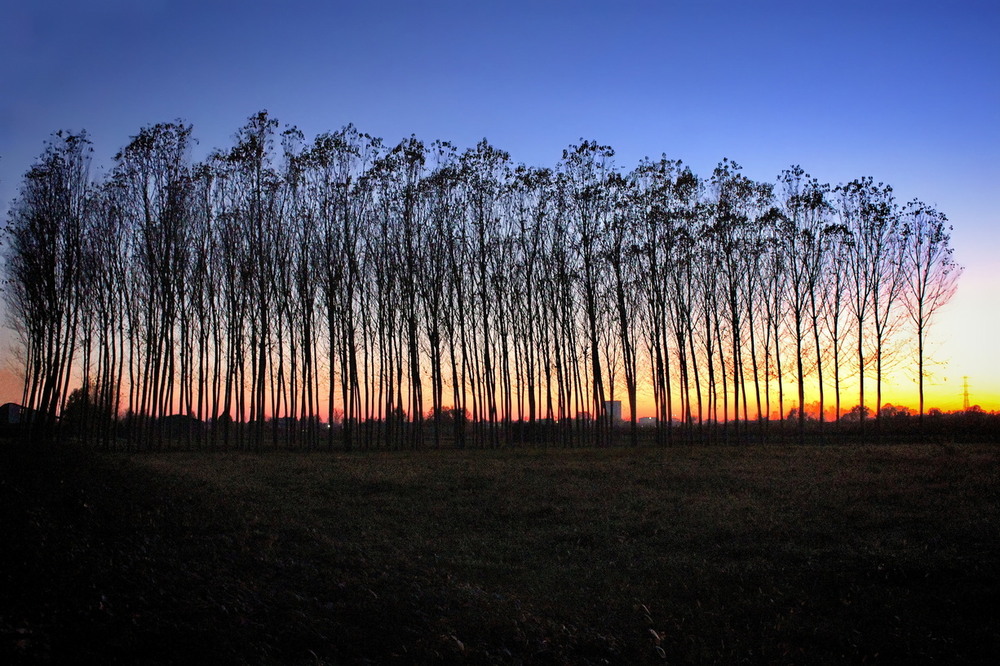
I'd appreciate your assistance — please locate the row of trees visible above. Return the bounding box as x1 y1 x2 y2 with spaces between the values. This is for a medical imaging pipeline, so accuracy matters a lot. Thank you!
3 112 961 448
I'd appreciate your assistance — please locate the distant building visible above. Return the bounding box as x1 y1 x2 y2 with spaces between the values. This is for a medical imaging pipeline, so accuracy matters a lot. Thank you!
638 416 657 427
158 413 203 437
604 400 622 423
1 402 41 437
1 402 36 425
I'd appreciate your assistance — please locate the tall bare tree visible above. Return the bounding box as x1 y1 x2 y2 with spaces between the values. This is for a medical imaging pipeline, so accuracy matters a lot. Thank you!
5 131 92 439
900 201 961 422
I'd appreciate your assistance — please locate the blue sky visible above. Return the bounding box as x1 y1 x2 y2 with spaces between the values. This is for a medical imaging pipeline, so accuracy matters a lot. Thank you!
1 0 998 407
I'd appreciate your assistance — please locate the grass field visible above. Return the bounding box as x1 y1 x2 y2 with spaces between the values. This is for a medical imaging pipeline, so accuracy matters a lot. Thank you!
3 442 999 664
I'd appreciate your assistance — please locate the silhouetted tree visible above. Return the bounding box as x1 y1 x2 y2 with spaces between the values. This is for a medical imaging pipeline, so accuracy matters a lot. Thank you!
3 115 966 449
4 131 92 439
900 201 961 423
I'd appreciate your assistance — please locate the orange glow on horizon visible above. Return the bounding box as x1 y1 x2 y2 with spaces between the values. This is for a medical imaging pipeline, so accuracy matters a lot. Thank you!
0 367 994 422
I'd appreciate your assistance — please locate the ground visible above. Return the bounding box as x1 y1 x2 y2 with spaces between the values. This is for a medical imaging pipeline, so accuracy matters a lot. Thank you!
2 441 999 664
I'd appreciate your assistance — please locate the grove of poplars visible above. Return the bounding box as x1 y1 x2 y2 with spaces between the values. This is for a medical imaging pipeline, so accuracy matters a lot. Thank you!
2 112 960 449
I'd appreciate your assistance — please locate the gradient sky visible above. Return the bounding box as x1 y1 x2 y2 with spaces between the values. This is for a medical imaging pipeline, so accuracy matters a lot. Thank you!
1 0 998 411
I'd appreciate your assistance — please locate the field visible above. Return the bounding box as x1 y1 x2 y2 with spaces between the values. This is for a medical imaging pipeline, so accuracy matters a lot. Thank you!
3 442 999 664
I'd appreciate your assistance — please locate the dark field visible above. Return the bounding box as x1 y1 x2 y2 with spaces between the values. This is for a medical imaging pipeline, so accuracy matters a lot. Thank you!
2 443 999 664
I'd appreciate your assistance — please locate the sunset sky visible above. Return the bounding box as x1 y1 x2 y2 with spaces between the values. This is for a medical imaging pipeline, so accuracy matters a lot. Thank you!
1 0 997 412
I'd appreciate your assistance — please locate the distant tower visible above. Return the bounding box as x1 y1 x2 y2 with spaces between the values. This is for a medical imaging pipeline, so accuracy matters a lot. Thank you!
604 400 622 423
963 376 971 412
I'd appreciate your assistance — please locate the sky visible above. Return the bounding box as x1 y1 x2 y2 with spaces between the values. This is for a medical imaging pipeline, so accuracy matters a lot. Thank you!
1 0 998 412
